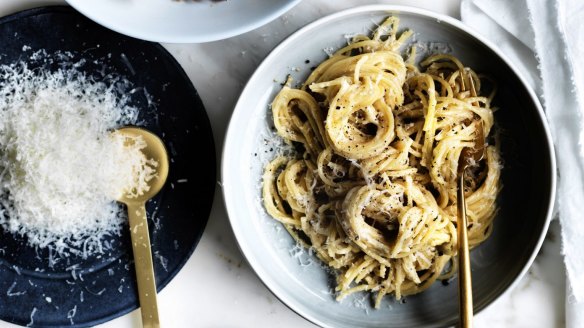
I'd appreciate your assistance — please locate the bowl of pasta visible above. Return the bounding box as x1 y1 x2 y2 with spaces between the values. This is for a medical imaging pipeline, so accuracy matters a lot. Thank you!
222 5 556 328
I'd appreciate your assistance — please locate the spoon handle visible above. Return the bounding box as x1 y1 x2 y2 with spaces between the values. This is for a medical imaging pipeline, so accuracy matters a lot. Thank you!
127 202 160 328
457 171 473 328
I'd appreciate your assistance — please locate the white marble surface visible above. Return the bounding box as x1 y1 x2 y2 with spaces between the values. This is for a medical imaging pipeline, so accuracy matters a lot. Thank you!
0 0 565 327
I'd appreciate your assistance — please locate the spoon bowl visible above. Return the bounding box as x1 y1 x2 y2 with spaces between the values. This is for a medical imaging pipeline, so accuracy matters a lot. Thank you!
115 127 169 205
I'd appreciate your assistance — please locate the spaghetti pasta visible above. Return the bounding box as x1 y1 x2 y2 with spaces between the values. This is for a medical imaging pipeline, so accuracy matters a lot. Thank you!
262 17 501 308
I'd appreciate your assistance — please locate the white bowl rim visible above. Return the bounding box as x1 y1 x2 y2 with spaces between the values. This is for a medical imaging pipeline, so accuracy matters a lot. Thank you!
222 4 557 327
65 0 302 43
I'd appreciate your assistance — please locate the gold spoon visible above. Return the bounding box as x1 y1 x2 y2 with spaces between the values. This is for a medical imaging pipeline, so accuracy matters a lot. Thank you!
116 127 169 328
457 122 485 328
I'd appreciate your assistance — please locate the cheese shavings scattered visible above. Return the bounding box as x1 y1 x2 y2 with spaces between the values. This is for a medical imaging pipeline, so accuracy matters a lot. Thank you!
0 59 147 257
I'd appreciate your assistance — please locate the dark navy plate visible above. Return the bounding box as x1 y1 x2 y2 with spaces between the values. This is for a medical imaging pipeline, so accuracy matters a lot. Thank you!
0 6 215 327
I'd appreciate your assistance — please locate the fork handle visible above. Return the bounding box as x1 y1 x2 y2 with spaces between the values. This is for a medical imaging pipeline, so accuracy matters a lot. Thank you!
457 171 473 328
127 202 160 328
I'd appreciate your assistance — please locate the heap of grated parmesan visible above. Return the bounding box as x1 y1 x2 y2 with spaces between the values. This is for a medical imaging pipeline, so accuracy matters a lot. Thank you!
0 60 154 257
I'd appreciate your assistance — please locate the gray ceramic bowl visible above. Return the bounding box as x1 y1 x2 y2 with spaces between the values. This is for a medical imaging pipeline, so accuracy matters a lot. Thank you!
222 5 556 328
66 0 302 43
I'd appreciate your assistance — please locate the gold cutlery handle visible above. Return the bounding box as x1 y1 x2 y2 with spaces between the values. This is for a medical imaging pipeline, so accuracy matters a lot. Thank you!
457 171 473 328
127 202 160 328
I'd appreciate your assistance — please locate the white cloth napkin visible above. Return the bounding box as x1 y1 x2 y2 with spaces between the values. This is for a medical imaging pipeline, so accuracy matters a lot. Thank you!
461 0 584 326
